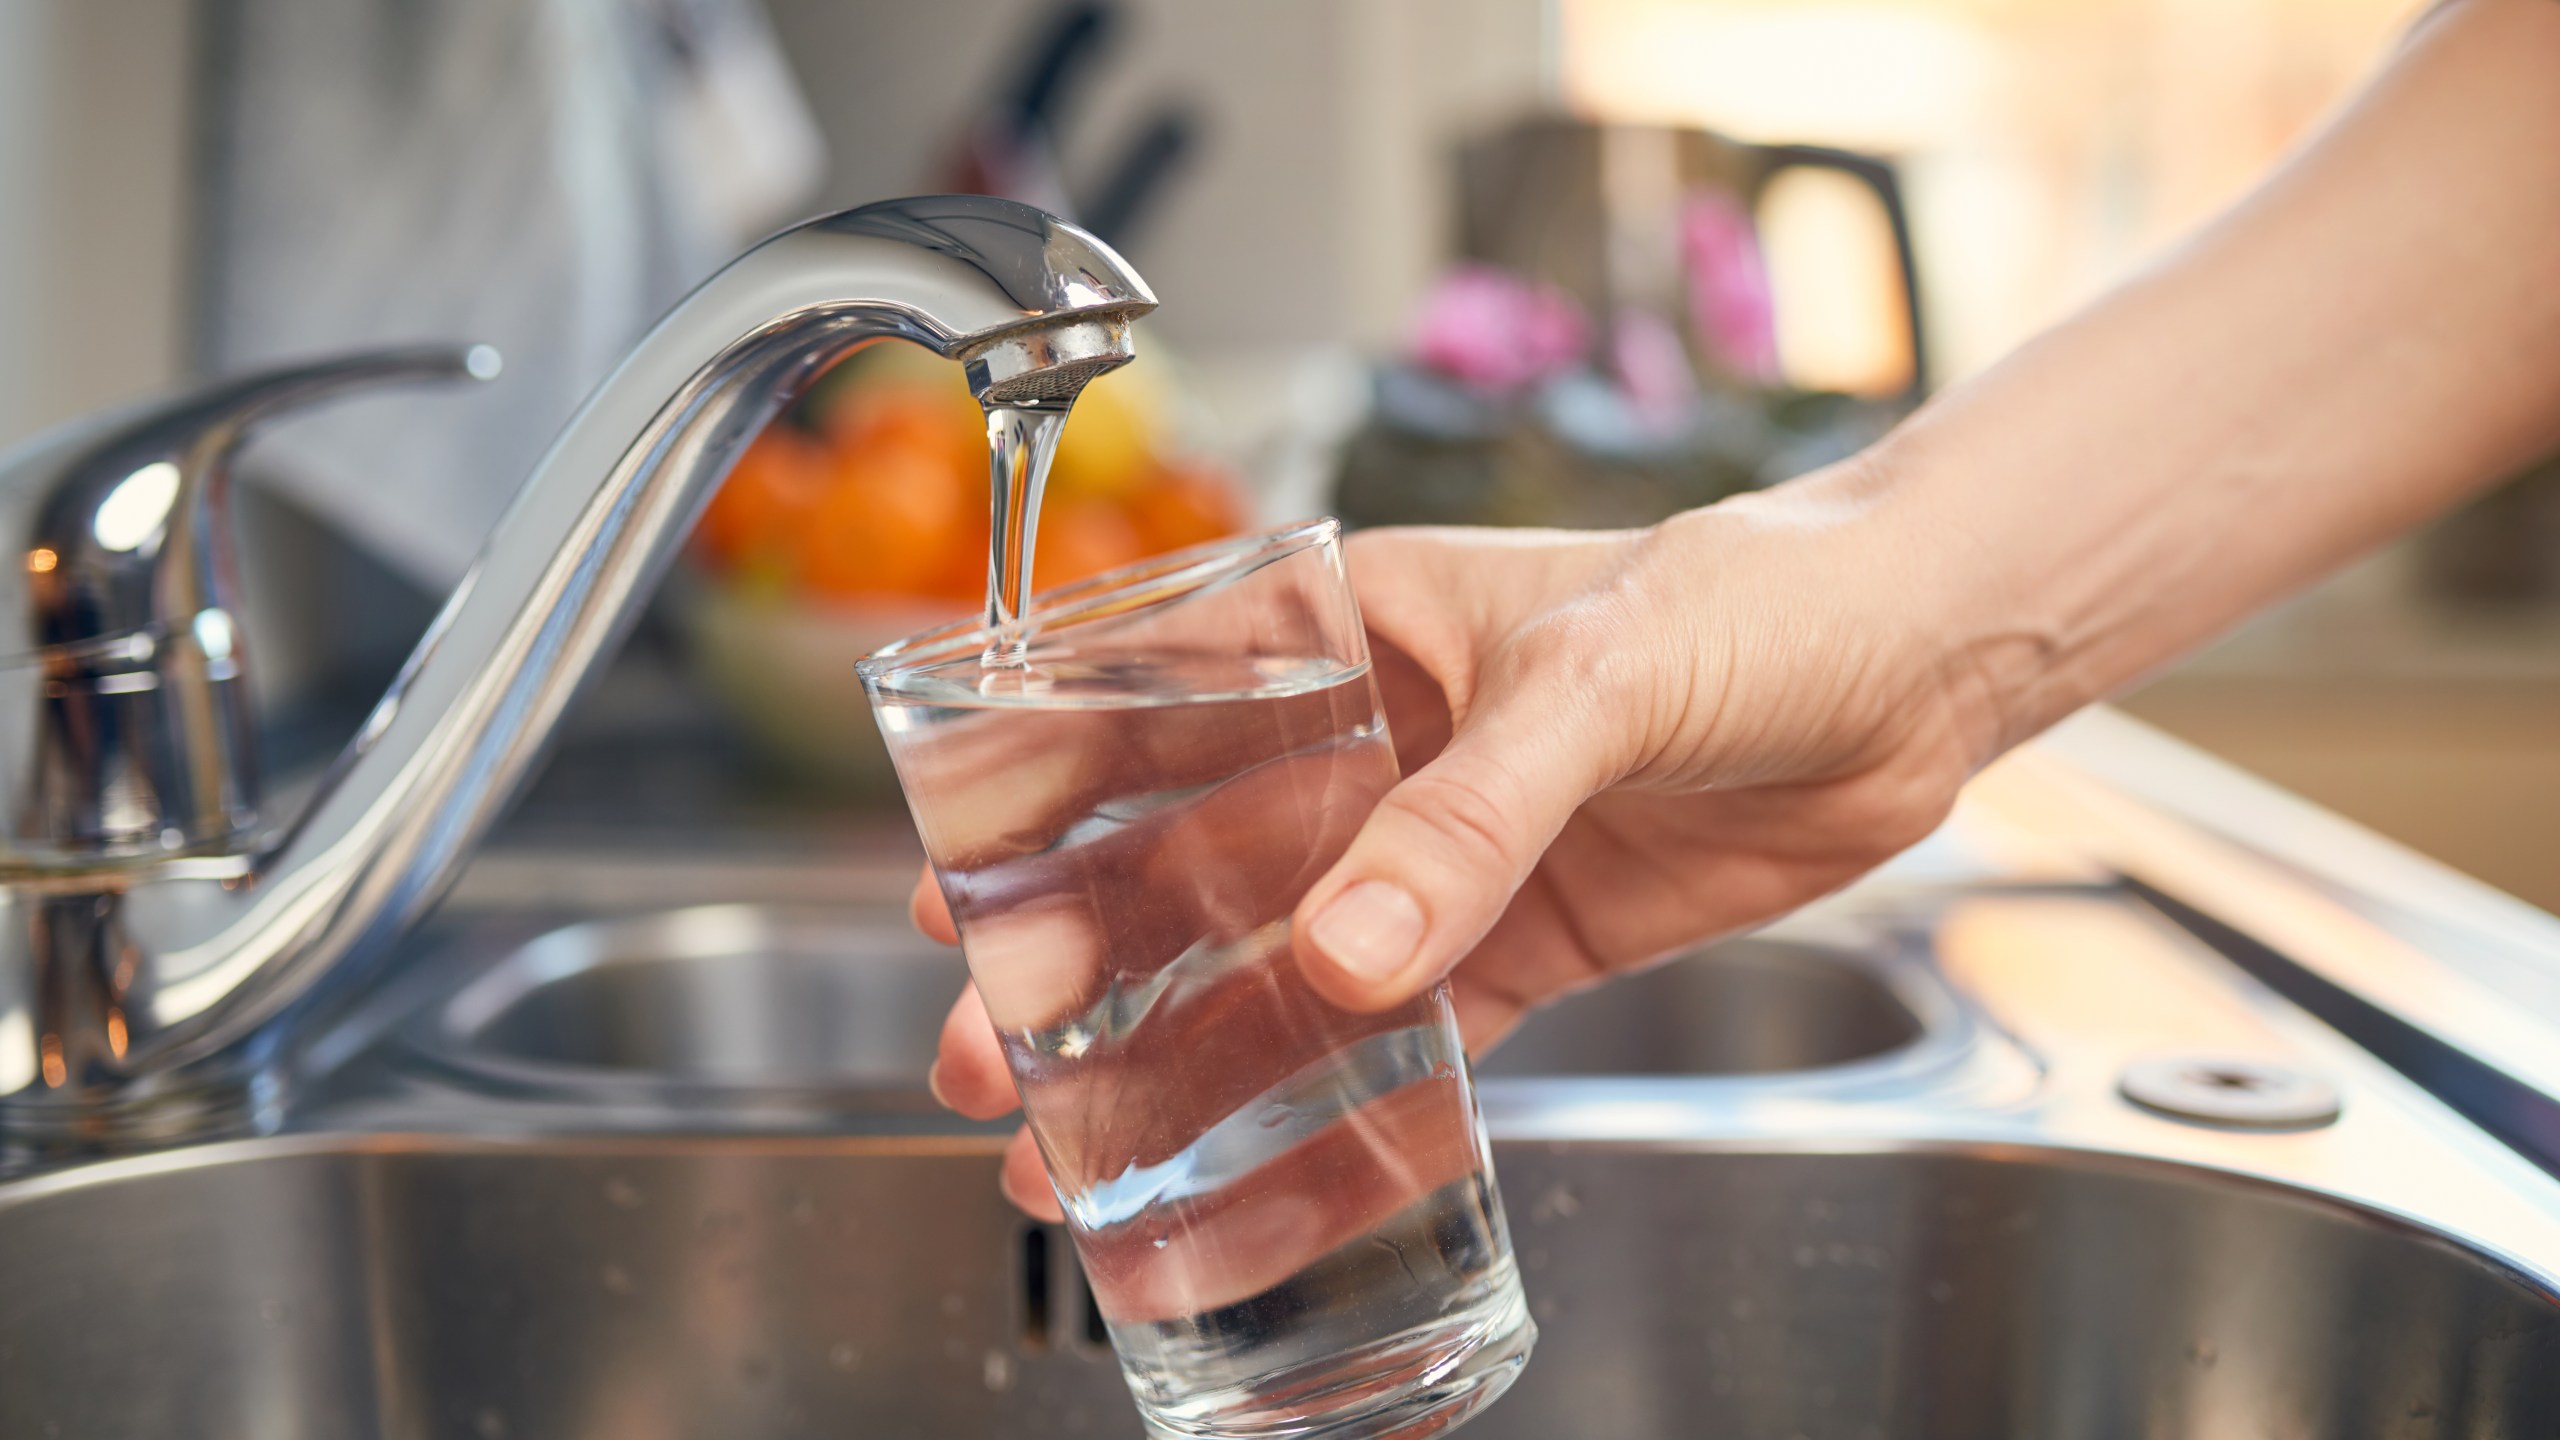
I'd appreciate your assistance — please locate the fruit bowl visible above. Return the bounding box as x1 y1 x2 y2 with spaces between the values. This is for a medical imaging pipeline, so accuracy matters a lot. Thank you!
671 572 960 796
673 339 1249 792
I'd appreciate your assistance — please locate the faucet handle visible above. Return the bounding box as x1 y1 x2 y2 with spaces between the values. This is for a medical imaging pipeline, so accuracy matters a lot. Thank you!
0 346 498 871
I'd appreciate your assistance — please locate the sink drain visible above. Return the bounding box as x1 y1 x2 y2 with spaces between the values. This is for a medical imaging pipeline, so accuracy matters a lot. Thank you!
2119 1053 2341 1129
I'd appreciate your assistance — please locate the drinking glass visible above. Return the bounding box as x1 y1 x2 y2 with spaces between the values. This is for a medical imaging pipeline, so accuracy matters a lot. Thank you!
859 519 1534 1439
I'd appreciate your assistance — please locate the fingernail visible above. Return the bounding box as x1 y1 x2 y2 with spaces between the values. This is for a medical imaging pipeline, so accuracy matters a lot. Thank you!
1308 881 1425 984
926 1059 953 1110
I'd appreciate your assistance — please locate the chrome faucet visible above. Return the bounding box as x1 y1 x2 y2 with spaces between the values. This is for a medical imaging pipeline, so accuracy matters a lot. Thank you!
0 196 1153 1152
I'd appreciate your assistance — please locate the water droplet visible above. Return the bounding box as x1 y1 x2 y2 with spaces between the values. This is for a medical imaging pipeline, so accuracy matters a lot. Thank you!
1729 1296 1757 1320
983 1350 1016 1392
1793 1245 1819 1268
787 1192 817 1226
1824 1242 1853 1265
474 1410 508 1440
1927 1280 1955 1304
2187 1340 2219 1368
940 1291 966 1318
602 1177 644 1211
601 1263 638 1297
827 1341 860 1371
1151 1236 1168 1250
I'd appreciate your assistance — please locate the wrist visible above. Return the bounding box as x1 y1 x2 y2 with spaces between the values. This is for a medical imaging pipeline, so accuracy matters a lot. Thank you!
1624 453 2021 791
1782 442 2064 770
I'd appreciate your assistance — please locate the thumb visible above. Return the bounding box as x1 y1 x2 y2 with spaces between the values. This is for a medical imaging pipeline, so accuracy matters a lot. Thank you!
1292 688 1603 1011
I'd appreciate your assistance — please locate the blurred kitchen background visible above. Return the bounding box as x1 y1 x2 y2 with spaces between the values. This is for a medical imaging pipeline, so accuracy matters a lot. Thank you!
8 0 2558 908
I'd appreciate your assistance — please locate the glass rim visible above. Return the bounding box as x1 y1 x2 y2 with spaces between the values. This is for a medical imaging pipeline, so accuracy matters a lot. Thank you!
856 516 1342 682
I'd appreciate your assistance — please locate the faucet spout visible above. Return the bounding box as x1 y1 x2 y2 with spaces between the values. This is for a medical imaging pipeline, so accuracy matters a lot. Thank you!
0 196 1154 1142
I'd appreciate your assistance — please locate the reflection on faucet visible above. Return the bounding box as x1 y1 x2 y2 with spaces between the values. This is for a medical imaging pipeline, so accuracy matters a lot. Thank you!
0 196 1154 1153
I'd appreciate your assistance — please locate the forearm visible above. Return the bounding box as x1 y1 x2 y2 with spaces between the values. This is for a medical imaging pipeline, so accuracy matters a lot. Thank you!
1837 0 2560 755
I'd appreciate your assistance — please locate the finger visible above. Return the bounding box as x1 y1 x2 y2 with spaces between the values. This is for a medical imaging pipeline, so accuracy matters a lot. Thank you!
929 983 1022 1120
1001 1124 1067 1222
1291 683 1607 1012
910 866 959 945
1367 633 1454 776
1447 977 1534 1055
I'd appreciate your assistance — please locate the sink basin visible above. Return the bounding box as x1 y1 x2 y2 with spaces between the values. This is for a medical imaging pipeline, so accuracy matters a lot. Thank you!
2 1135 2550 1438
416 905 967 1097
1473 936 1925 1077
413 905 1934 1092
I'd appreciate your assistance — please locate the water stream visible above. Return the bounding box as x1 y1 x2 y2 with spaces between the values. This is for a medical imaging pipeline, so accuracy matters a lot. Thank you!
980 403 1072 669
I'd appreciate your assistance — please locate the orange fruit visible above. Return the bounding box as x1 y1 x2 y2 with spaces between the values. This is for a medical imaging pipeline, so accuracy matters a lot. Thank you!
1033 497 1151 588
1126 460 1251 555
796 441 976 600
695 425 833 575
922 491 996 603
818 349 985 477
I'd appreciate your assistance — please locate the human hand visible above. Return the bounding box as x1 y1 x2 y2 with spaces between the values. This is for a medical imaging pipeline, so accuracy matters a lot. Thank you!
1279 480 2002 1042
918 468 2004 1217
930 0 2560 1222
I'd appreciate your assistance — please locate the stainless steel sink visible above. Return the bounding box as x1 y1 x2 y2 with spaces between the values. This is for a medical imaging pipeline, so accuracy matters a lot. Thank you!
13 821 2560 1438
404 904 1940 1093
1474 934 1928 1077
414 905 968 1099
1 1134 2550 1439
